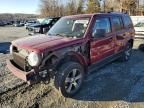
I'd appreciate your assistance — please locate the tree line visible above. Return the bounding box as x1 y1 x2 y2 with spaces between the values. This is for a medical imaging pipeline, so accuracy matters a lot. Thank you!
0 13 37 22
39 0 144 17
0 0 143 22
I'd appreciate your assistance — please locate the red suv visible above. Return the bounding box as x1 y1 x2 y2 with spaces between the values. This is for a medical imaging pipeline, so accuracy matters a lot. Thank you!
7 13 135 97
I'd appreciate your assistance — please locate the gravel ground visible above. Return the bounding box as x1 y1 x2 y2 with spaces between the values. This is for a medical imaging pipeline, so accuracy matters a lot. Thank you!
0 27 144 108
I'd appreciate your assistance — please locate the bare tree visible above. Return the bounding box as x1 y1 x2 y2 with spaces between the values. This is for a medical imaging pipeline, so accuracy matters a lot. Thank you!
105 0 137 15
39 0 142 16
65 0 77 15
40 0 62 17
86 0 100 13
77 0 84 14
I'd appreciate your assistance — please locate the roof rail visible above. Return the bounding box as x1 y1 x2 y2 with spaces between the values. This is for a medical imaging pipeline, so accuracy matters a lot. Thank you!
107 11 127 14
99 11 106 13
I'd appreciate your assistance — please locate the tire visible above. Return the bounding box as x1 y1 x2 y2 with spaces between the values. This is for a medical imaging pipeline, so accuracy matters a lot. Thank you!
139 44 144 51
54 62 85 97
119 42 132 61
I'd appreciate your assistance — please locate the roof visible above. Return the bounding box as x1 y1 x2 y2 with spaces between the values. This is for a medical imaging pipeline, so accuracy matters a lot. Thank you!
64 14 93 18
63 12 128 18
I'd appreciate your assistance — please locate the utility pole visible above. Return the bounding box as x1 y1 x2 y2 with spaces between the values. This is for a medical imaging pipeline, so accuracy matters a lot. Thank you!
99 0 105 12
104 0 105 12
137 0 139 15
143 0 144 15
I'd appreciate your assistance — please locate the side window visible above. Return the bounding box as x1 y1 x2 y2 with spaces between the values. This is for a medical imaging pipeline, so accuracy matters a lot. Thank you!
123 16 133 28
112 17 123 31
92 18 111 38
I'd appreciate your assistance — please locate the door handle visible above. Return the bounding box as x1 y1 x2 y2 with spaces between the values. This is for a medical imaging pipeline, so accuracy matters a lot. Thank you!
116 34 124 40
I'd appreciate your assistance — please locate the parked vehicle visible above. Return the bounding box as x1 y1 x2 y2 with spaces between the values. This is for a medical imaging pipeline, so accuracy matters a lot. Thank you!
27 17 60 35
6 21 13 25
13 21 24 27
20 22 25 26
0 22 5 26
134 21 144 35
7 13 135 97
25 21 38 29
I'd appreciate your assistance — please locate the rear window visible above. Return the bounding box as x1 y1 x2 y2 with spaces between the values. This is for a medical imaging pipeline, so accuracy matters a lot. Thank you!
123 15 133 28
111 17 123 31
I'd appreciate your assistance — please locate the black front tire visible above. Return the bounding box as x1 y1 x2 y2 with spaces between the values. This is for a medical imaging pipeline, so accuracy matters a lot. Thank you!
54 62 85 97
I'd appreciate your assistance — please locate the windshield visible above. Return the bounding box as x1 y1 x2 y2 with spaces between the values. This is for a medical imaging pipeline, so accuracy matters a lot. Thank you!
41 18 52 24
48 17 90 38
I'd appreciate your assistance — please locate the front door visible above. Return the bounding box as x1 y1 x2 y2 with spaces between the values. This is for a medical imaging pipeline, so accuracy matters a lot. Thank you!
90 17 115 64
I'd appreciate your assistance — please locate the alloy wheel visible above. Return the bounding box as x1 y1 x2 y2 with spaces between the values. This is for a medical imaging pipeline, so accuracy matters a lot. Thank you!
64 69 82 94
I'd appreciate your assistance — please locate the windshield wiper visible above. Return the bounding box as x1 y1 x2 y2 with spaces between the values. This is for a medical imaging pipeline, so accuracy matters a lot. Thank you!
47 33 53 36
48 33 77 38
55 33 64 36
47 33 65 37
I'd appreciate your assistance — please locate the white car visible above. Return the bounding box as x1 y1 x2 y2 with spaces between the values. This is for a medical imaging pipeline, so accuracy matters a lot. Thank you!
25 21 37 29
134 21 144 35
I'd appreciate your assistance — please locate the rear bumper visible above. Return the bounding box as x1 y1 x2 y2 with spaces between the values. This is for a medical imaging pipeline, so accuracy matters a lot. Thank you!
6 59 36 84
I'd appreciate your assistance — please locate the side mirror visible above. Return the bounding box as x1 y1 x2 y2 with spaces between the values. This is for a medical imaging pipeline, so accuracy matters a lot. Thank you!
92 29 106 38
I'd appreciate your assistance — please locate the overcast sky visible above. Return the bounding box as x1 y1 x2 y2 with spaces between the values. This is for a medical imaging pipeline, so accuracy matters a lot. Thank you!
0 0 68 14
0 0 40 14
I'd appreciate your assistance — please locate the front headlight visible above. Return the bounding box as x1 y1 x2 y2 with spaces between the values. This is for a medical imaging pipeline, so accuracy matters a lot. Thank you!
34 27 40 33
28 52 41 67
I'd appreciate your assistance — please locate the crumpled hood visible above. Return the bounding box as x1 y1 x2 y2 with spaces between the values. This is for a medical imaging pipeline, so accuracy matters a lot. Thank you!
12 34 77 52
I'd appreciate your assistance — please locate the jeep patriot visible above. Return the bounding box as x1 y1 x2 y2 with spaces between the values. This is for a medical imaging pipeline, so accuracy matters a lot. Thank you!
7 13 135 97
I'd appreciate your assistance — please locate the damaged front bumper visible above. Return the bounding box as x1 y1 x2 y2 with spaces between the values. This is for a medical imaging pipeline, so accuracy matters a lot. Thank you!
7 59 41 84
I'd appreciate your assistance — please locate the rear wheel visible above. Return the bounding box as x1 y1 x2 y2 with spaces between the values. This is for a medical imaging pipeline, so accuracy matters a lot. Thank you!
54 62 85 97
119 42 132 61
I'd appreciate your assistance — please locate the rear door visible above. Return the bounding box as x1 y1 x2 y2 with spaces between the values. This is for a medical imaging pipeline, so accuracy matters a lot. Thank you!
122 15 135 39
90 17 115 64
111 16 126 53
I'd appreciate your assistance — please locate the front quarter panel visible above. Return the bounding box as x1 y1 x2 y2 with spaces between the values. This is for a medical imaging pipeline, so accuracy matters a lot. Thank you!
40 42 89 70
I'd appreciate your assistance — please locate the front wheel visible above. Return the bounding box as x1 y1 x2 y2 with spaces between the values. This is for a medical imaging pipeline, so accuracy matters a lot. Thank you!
54 62 85 97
